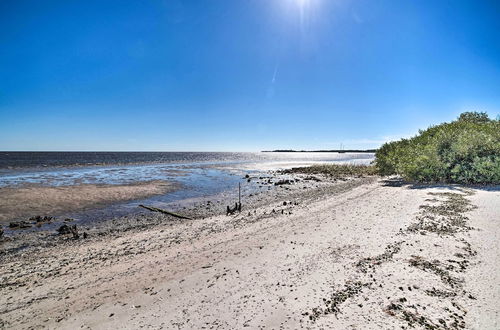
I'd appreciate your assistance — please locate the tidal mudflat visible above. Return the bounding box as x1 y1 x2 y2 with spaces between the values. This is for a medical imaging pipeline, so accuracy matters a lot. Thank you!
0 181 175 223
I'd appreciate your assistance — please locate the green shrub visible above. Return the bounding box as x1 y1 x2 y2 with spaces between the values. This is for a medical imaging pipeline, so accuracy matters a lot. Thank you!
375 112 500 184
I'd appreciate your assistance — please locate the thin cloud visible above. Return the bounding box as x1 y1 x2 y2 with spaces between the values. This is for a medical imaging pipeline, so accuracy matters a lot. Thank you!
271 64 279 84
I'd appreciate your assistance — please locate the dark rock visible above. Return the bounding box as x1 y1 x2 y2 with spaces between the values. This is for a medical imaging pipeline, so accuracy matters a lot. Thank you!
9 221 32 229
226 202 242 215
57 224 71 234
30 216 54 227
57 224 79 239
274 179 292 186
29 215 54 223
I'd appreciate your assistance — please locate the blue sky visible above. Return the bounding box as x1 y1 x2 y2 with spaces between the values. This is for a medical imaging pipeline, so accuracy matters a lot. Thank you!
1 0 499 151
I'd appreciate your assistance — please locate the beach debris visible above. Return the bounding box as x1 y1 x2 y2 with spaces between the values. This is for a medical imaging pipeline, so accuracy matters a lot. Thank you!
226 202 242 215
274 179 293 186
9 221 32 229
57 224 79 239
304 176 322 182
407 192 476 236
424 287 457 298
30 215 54 227
408 256 463 289
384 299 466 329
226 182 243 215
306 281 370 321
356 241 403 273
138 205 193 220
0 227 3 239
29 215 53 223
57 224 72 234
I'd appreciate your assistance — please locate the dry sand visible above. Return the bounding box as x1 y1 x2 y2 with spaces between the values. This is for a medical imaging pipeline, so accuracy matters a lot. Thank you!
0 181 175 223
0 178 498 329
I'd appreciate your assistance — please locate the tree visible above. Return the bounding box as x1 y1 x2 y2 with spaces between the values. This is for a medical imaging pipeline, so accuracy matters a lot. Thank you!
457 111 490 123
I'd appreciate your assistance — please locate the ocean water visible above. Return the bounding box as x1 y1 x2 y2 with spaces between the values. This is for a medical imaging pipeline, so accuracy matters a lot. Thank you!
0 152 269 169
0 152 374 188
0 152 375 227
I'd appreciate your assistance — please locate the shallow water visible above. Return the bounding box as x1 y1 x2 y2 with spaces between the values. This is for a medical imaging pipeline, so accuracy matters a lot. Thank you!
0 152 375 228
0 152 374 188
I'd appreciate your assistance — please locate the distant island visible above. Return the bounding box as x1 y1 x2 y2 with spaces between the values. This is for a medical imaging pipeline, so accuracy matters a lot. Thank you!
261 149 377 153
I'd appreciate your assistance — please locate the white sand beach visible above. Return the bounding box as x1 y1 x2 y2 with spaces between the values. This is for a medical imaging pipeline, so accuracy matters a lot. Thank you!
1 178 498 329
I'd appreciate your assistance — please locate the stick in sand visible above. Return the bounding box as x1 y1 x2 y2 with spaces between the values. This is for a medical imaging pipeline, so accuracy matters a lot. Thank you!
138 204 193 220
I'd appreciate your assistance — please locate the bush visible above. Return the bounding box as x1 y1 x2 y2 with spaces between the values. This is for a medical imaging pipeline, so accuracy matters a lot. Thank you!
375 112 500 184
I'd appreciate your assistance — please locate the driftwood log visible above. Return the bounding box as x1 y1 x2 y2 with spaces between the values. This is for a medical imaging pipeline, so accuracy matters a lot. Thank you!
138 204 193 220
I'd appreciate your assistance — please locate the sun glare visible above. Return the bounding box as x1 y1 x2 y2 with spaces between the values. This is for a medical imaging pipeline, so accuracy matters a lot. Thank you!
295 0 313 8
287 0 320 29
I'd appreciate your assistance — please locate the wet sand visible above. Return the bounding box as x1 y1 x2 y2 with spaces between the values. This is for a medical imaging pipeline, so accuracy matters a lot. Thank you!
0 181 175 223
0 176 499 329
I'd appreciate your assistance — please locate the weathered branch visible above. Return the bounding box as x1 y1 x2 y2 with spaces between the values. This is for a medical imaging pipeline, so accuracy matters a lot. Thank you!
138 205 193 220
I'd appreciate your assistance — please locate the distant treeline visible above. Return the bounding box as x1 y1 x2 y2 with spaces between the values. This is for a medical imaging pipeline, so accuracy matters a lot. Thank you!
262 149 377 153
